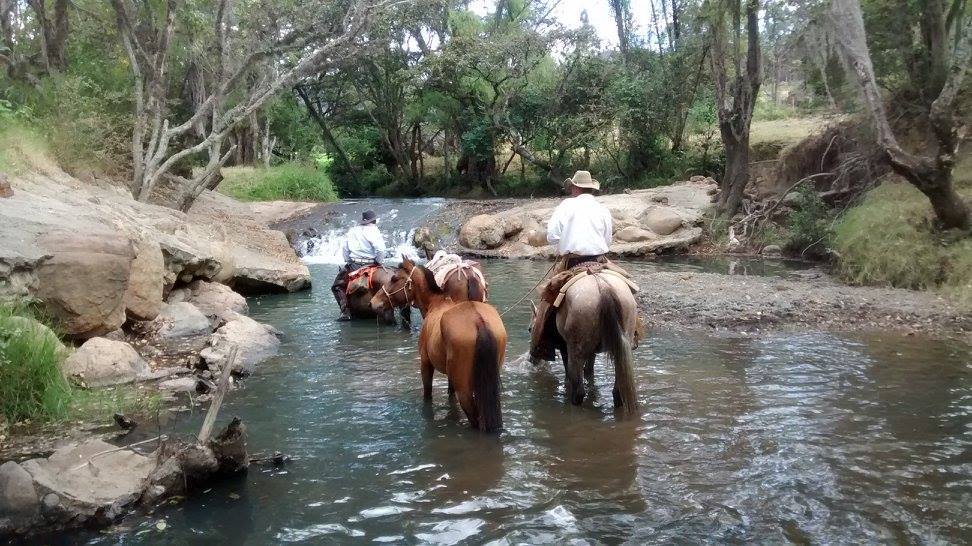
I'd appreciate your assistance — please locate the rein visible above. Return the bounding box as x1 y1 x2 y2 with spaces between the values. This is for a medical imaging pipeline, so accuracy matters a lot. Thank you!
498 260 557 318
381 267 416 307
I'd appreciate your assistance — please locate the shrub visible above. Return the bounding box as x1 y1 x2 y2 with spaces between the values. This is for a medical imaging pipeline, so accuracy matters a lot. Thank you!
0 303 72 423
784 185 833 257
220 163 339 202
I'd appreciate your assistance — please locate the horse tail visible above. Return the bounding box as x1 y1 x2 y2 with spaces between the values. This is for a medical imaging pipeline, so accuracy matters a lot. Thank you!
467 274 485 302
473 319 503 432
598 283 638 414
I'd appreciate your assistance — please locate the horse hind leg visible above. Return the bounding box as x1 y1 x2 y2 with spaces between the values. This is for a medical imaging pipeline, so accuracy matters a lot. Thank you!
584 356 595 381
421 355 434 401
456 389 478 430
564 345 585 406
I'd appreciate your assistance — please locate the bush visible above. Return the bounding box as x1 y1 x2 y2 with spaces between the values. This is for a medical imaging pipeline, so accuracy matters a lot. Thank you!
0 303 72 423
784 185 833 257
220 163 339 202
834 181 972 306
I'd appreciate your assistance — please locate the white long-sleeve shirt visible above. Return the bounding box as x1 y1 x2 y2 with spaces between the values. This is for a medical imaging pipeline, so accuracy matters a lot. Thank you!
342 224 387 264
546 193 613 256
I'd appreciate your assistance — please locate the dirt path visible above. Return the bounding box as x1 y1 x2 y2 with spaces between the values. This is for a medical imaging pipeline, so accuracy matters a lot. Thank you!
634 268 971 342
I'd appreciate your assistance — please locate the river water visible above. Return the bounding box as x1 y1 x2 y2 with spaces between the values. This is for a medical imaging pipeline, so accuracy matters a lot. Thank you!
77 200 969 544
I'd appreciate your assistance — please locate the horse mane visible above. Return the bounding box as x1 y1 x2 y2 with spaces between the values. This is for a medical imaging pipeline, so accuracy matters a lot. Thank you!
415 264 444 294
466 273 484 301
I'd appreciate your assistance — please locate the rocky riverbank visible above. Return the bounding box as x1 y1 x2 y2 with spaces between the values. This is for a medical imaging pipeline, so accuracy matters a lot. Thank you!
0 155 317 536
632 267 971 341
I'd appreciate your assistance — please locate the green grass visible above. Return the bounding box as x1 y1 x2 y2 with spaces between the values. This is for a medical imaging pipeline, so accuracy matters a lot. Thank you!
0 124 57 176
219 163 339 202
0 302 73 423
833 180 972 308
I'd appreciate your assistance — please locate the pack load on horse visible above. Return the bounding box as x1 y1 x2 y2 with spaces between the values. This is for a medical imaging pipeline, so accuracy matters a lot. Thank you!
373 258 507 432
425 250 488 302
529 171 642 413
331 210 410 325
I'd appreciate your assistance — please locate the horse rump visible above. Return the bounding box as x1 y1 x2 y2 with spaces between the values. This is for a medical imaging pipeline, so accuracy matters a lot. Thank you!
473 321 503 432
597 284 638 413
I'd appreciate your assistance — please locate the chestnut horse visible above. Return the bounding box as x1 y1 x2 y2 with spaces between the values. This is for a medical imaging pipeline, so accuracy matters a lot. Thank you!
346 267 411 326
372 258 507 432
372 262 487 310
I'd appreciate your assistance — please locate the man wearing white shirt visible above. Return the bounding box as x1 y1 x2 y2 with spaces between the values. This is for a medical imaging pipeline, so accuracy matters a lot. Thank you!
332 210 387 320
531 170 614 360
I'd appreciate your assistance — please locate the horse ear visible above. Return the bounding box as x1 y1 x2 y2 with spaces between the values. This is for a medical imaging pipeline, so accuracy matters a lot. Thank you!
401 256 414 271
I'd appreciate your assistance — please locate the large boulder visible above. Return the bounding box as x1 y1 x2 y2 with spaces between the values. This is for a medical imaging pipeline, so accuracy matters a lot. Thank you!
62 337 150 387
0 461 39 532
20 440 155 525
639 207 684 236
33 230 134 338
123 235 164 321
185 280 248 319
459 214 506 250
201 313 281 373
615 226 657 243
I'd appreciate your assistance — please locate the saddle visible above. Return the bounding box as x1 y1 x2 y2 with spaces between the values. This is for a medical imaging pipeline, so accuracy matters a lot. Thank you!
427 251 487 293
347 264 381 295
530 260 642 361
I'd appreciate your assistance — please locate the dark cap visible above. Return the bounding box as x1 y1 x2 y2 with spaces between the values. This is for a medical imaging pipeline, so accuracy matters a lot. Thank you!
360 210 378 225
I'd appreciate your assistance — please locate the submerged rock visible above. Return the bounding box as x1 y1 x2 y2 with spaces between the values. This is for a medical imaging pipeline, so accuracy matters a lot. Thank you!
62 337 151 387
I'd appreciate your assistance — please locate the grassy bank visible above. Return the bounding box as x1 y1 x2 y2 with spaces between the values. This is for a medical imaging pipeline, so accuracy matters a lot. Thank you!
219 164 339 202
0 302 159 427
833 179 972 309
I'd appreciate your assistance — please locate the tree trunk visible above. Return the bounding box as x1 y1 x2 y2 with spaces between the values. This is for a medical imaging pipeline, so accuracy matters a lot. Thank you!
608 0 630 63
295 86 357 183
720 135 750 217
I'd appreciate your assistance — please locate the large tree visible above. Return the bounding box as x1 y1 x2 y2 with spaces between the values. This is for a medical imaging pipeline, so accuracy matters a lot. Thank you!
706 0 761 219
830 0 970 229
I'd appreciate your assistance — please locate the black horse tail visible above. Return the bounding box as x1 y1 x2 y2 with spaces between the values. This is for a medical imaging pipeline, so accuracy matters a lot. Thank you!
598 284 638 414
473 319 503 432
467 272 485 302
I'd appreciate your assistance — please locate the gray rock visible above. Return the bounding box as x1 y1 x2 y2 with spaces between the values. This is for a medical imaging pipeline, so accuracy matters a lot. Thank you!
20 440 154 523
186 280 248 319
639 207 684 236
614 226 658 243
201 313 281 373
158 377 200 392
62 337 151 387
152 302 212 338
459 214 506 250
0 461 39 520
41 493 62 515
123 235 164 321
762 244 783 257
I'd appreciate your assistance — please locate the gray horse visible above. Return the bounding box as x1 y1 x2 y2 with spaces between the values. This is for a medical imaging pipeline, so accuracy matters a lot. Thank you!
533 273 639 413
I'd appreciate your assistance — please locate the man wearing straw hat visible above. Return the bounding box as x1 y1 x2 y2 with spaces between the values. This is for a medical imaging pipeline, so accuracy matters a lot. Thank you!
332 209 387 321
530 170 614 360
547 170 613 270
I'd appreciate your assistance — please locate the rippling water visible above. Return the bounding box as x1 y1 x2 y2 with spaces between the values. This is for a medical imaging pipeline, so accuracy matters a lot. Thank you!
70 257 972 545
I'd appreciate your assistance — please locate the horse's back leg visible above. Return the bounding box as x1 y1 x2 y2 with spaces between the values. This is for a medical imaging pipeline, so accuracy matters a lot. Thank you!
447 379 455 400
584 356 595 381
456 389 478 430
564 345 585 406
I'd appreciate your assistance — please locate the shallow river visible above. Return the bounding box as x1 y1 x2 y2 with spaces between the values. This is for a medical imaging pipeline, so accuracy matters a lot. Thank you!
80 201 969 545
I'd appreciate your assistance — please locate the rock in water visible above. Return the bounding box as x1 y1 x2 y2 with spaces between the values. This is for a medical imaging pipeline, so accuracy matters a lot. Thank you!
185 280 248 319
151 302 213 338
0 461 40 532
639 207 684 236
200 313 281 373
762 244 783 257
62 337 151 387
19 440 155 526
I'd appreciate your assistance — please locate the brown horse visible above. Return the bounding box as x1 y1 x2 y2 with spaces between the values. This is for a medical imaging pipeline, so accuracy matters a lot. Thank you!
346 267 411 326
532 273 639 414
371 261 487 310
372 258 507 432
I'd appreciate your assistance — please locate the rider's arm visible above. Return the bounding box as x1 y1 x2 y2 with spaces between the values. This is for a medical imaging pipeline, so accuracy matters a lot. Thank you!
547 203 565 246
342 235 352 263
368 226 387 261
602 208 614 247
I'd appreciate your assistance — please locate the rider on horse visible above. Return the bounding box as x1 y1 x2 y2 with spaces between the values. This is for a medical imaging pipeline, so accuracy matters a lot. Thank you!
333 209 387 321
530 170 614 361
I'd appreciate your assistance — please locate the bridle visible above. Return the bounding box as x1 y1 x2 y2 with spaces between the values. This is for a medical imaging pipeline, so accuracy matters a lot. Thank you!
381 267 416 308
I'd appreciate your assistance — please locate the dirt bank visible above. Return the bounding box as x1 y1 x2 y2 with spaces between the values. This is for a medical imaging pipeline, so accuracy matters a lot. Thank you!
633 268 971 341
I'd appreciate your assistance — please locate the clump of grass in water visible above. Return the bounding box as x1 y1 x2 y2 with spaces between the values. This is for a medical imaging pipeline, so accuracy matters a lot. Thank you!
0 302 73 423
220 163 338 202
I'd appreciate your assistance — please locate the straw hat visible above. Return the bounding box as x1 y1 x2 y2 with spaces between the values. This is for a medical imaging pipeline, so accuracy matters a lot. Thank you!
564 170 600 190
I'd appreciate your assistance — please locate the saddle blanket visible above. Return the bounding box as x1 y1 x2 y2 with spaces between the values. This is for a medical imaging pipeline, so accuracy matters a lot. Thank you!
540 262 639 307
347 264 381 294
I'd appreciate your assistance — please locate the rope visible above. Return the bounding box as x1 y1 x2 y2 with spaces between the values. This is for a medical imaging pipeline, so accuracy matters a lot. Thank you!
498 260 557 318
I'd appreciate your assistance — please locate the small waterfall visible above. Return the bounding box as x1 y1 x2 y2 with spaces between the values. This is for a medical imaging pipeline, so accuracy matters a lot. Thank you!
294 199 446 266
